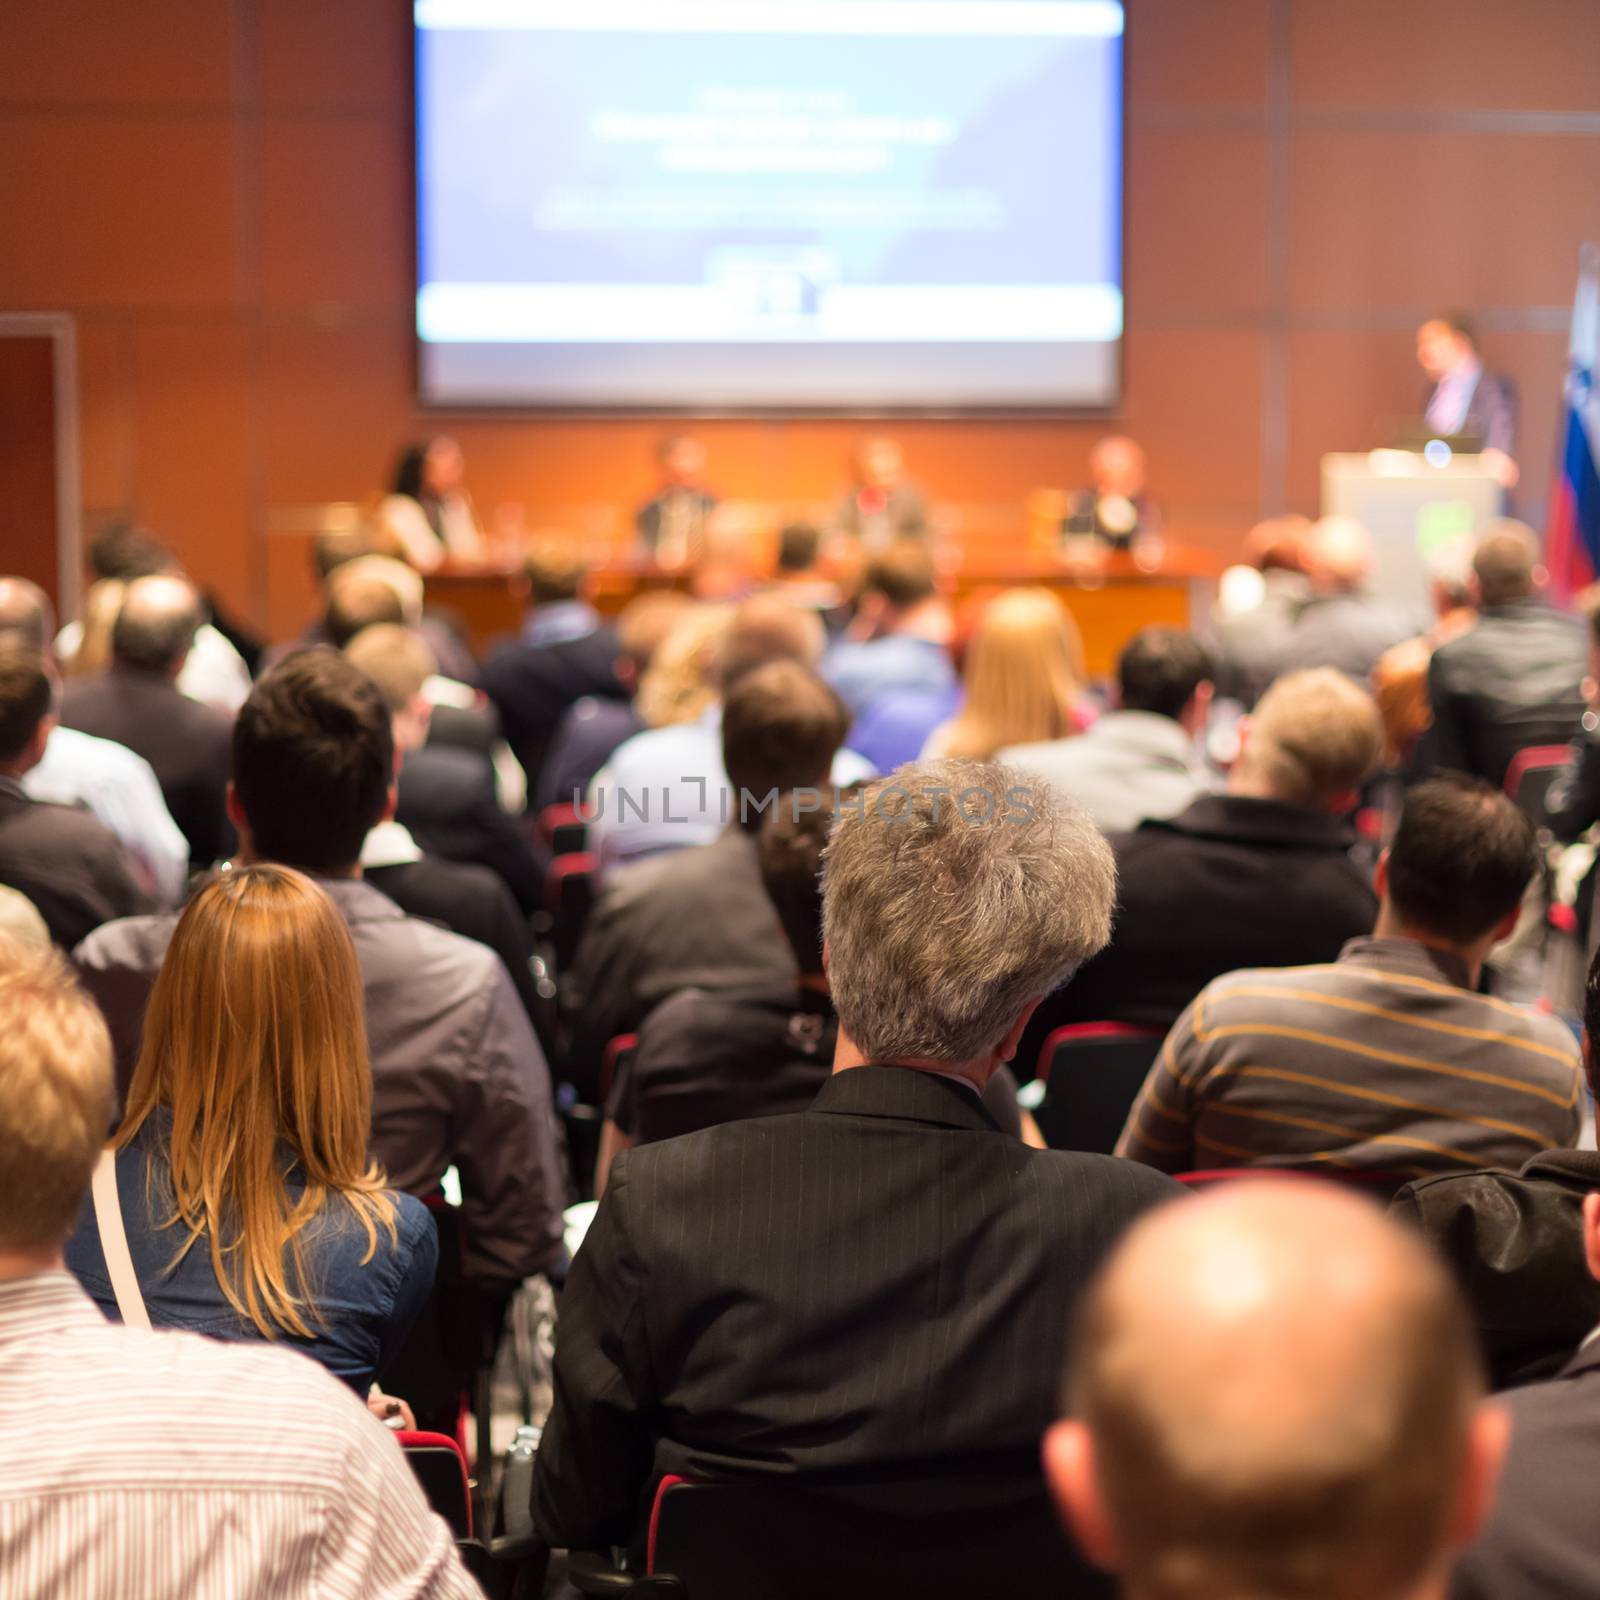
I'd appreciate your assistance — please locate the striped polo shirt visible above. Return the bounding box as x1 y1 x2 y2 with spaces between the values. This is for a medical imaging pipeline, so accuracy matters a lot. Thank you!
1116 937 1584 1180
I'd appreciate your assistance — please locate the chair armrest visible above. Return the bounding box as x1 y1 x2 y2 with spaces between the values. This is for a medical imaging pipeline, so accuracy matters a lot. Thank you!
460 1535 550 1600
566 1550 639 1595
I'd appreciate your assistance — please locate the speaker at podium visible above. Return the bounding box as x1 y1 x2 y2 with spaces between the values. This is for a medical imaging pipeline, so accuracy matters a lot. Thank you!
1320 447 1504 608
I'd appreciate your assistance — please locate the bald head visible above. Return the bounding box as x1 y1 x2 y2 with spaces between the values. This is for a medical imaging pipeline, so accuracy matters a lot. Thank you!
111 574 201 677
1308 517 1374 593
1472 521 1539 606
0 578 53 650
1050 1182 1499 1600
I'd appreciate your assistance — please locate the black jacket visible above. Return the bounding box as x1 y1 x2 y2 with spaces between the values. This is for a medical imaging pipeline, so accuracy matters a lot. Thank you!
397 743 545 914
59 669 235 872
1423 367 1518 457
1391 1148 1600 1390
0 780 154 948
479 629 624 787
1017 794 1378 1070
532 1065 1179 1551
1426 600 1587 789
1453 1336 1600 1600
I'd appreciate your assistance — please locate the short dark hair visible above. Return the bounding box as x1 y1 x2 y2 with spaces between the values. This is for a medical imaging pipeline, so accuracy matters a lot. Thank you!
1472 522 1538 607
1117 627 1214 720
232 651 394 872
758 800 834 976
776 523 822 574
523 538 588 607
312 529 374 583
0 642 52 763
860 541 936 610
1434 310 1478 350
325 573 404 648
1386 775 1537 944
717 595 823 694
111 578 201 674
721 661 849 818
89 523 173 582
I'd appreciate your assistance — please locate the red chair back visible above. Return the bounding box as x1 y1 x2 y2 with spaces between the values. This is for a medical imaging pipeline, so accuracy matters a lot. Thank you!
398 1430 473 1541
1505 745 1573 828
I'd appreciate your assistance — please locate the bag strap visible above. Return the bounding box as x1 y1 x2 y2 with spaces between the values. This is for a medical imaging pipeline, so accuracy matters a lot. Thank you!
90 1148 151 1331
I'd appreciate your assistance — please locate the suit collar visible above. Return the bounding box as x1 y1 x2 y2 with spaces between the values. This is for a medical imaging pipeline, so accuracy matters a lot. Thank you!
1557 1332 1600 1383
811 1065 1002 1133
1146 793 1353 851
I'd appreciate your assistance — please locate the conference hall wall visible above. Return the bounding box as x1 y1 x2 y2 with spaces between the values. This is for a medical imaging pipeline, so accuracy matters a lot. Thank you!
2 0 1596 637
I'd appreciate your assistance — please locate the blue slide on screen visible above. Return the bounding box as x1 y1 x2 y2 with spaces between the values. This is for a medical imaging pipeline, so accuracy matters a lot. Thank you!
415 0 1123 409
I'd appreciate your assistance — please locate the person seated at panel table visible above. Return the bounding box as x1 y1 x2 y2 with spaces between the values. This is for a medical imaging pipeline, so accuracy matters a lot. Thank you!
635 434 719 569
1116 774 1582 1183
373 435 484 574
593 799 1043 1194
1416 310 1519 490
833 436 929 549
924 587 1093 761
1209 515 1313 707
1064 434 1162 550
65 866 437 1396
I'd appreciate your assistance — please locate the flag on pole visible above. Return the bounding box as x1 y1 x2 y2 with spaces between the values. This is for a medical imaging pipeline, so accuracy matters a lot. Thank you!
1546 243 1600 599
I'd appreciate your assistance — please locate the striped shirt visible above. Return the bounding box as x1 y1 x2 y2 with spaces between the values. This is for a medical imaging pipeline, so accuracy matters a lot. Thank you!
0 1273 480 1599
1116 937 1583 1180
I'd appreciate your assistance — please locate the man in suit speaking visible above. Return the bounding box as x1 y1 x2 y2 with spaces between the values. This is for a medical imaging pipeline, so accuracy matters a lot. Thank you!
532 760 1180 1556
1417 312 1519 489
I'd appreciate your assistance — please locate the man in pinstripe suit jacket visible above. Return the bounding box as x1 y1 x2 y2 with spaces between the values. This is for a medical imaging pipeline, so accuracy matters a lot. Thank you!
533 761 1182 1554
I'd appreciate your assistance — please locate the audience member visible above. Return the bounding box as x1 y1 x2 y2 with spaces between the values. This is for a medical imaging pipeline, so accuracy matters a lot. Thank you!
0 884 49 951
74 650 566 1292
0 936 477 1598
374 435 483 572
1211 516 1312 706
824 541 955 716
479 538 625 785
597 798 1039 1192
636 434 718 565
1544 590 1600 839
563 659 851 1097
59 522 256 712
834 435 928 546
1428 522 1587 789
1275 516 1422 681
1000 625 1212 831
1048 1180 1504 1600
1390 934 1600 1389
59 574 235 872
535 589 694 812
1021 669 1383 1057
533 761 1179 1553
348 622 543 913
926 587 1090 759
1118 776 1580 1178
767 520 846 629
587 594 869 874
0 641 154 947
1373 540 1479 773
66 866 435 1393
0 575 187 903
1453 1185 1600 1599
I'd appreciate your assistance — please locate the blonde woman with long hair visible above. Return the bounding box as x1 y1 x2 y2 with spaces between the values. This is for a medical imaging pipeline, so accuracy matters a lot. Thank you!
925 588 1091 760
66 865 436 1392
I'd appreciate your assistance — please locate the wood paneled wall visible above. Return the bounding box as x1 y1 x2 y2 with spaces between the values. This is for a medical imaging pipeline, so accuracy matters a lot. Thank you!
3 0 1597 638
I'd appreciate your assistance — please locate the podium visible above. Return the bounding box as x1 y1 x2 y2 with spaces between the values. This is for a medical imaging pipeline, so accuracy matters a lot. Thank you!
1321 451 1504 606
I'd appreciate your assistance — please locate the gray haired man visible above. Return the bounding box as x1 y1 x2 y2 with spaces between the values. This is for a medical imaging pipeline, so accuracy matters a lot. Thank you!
532 760 1181 1564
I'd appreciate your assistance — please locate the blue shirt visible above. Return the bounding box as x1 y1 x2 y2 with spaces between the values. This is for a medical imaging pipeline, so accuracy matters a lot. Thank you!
521 600 601 648
824 634 956 716
847 683 963 774
65 1116 438 1392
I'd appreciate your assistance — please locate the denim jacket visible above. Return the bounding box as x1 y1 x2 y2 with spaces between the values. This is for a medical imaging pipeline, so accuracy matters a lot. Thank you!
65 1115 437 1392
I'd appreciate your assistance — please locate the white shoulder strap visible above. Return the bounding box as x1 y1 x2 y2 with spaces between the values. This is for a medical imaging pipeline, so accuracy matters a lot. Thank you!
90 1149 151 1331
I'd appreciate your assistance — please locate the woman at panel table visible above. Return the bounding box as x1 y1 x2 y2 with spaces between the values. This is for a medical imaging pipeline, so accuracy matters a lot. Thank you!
374 434 485 573
66 865 437 1396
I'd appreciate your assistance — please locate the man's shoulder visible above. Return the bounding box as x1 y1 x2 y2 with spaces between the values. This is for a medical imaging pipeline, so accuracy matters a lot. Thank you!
74 910 182 970
346 880 502 972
